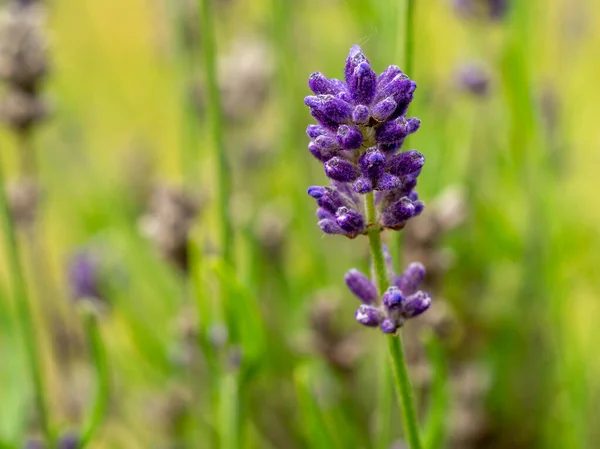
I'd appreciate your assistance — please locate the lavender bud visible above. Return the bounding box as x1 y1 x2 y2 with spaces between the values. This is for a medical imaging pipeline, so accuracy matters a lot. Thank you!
387 150 425 177
315 134 341 151
380 317 399 334
402 291 431 318
377 65 403 89
382 286 405 310
352 104 370 125
308 185 343 214
376 117 411 145
355 304 383 327
309 72 344 95
345 269 378 304
396 262 426 295
353 177 372 194
335 206 366 236
371 97 397 122
308 141 335 162
413 200 424 216
376 173 402 191
358 148 386 181
344 45 370 85
348 62 377 105
306 124 327 139
304 94 352 128
324 157 360 182
316 207 331 220
318 218 344 235
336 125 363 150
380 197 416 229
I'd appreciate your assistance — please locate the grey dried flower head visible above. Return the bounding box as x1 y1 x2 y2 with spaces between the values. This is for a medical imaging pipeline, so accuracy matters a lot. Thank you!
0 86 49 130
0 1 48 90
456 62 490 97
7 176 39 228
218 38 274 121
139 184 201 272
304 45 425 238
452 0 509 21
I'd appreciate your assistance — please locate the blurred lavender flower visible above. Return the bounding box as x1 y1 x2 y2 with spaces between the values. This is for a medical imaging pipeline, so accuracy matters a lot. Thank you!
346 248 431 334
305 45 425 238
456 62 490 97
452 0 509 21
68 250 102 302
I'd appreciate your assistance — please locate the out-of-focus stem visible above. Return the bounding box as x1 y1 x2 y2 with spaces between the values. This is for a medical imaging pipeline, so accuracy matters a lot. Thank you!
0 153 52 445
365 192 422 449
79 311 109 448
198 0 233 267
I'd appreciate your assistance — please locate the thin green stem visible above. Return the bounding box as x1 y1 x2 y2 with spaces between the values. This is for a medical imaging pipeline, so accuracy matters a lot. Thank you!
198 0 233 267
365 192 422 449
79 311 109 448
0 154 52 445
404 0 415 76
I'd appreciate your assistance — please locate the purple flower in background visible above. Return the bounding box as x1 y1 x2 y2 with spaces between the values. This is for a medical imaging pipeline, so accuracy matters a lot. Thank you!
345 248 431 334
68 250 102 301
456 62 490 96
452 0 510 21
304 45 425 238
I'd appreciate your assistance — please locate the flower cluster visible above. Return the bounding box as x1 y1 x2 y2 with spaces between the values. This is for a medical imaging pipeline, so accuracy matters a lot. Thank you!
304 45 431 332
305 45 425 238
345 249 431 334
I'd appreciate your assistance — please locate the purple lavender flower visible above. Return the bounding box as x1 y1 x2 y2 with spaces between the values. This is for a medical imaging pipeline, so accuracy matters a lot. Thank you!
345 259 431 334
456 62 490 96
452 0 510 21
68 250 102 301
305 45 425 238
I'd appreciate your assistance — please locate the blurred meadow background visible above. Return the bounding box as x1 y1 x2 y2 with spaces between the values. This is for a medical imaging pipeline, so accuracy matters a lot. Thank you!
0 0 599 448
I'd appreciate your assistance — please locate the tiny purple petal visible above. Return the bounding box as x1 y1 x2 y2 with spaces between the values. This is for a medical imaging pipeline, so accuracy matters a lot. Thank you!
358 148 386 180
352 105 370 125
376 173 401 191
380 197 416 229
353 177 373 194
380 318 399 334
396 262 426 295
344 45 370 85
324 157 360 182
348 62 377 105
309 72 344 95
377 65 403 88
335 207 366 235
413 200 424 216
355 304 383 327
345 268 378 304
336 125 364 150
306 124 327 139
371 97 397 122
382 286 405 310
386 150 425 177
402 291 431 318
308 141 335 162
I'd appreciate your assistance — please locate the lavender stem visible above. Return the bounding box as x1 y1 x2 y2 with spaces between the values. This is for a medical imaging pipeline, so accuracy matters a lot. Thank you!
0 152 53 445
365 191 422 449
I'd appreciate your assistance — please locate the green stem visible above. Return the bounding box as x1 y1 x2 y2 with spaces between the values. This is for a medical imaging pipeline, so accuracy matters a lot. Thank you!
0 154 53 445
365 192 422 449
198 0 233 267
79 311 110 448
404 0 415 76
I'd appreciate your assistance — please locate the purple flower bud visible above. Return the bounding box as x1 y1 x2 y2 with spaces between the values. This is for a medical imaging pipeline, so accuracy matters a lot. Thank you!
402 291 431 318
380 197 416 229
413 200 424 216
316 207 331 220
318 218 344 235
306 124 327 139
387 150 425 177
336 125 364 150
305 95 352 128
375 117 411 145
315 134 341 151
377 75 414 105
344 45 370 86
377 65 403 88
376 173 401 191
358 148 386 181
457 63 489 96
371 97 397 122
308 72 344 95
405 117 421 134
68 251 101 301
353 177 372 194
352 104 370 125
380 317 399 334
345 269 378 304
396 262 426 295
308 185 343 214
355 304 383 327
308 141 335 162
348 62 377 106
324 157 360 182
335 207 366 236
382 286 404 310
